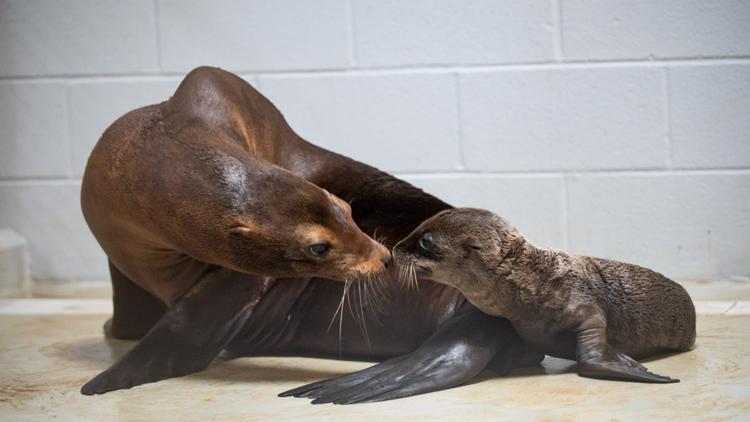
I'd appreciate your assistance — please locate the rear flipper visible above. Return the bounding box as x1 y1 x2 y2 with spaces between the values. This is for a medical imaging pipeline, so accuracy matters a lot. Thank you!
279 302 529 404
576 327 678 384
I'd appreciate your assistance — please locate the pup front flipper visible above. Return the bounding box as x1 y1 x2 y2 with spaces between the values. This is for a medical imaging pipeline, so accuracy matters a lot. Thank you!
576 327 678 384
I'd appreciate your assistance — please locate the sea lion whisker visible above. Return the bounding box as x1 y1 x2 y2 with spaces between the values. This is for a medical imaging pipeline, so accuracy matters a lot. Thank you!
405 259 418 290
338 279 355 355
397 257 410 290
368 275 388 319
371 273 390 306
356 281 372 349
344 280 358 333
327 278 350 334
375 234 390 249
364 277 385 325
412 260 419 289
362 273 372 310
365 273 382 316
400 258 410 289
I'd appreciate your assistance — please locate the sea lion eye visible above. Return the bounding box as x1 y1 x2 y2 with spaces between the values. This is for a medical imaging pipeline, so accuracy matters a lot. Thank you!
309 243 331 256
418 232 435 251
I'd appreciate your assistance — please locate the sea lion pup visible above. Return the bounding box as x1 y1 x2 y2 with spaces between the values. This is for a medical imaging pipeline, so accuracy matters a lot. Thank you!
393 208 696 383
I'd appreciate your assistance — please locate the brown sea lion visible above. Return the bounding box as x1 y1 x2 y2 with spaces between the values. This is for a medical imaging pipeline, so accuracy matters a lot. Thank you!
80 66 537 401
392 208 696 383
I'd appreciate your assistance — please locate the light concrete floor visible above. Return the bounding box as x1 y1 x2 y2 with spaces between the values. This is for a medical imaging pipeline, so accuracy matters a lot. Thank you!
0 283 749 421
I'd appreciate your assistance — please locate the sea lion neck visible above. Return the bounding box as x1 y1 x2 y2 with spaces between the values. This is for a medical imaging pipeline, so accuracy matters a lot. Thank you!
476 236 565 315
300 152 452 248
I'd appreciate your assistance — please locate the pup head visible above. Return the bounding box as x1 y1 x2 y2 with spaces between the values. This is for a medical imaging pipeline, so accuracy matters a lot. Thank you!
393 208 520 292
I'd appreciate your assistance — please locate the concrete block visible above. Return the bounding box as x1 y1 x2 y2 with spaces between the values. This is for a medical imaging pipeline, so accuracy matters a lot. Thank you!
0 81 70 178
353 0 555 66
0 0 158 77
258 73 461 172
159 0 349 72
563 0 750 60
670 64 750 169
69 78 180 177
0 181 108 281
0 229 31 297
459 67 666 171
567 172 750 280
402 174 565 248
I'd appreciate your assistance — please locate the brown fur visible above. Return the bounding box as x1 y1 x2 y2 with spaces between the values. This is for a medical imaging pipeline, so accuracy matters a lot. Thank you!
395 208 696 382
81 67 531 399
81 70 390 306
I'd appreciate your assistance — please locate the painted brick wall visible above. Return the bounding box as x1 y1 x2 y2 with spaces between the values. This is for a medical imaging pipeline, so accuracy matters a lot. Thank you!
0 0 748 281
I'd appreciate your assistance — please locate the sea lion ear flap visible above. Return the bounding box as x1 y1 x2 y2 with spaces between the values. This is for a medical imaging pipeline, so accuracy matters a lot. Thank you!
319 188 336 202
465 241 483 251
321 188 352 214
228 222 261 236
229 226 253 235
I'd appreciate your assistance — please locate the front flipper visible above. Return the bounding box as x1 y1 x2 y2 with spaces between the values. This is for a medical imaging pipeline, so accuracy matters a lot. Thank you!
576 327 678 384
280 302 528 404
81 269 264 395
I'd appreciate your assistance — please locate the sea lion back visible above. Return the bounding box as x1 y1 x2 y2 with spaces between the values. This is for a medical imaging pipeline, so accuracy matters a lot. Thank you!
588 257 696 356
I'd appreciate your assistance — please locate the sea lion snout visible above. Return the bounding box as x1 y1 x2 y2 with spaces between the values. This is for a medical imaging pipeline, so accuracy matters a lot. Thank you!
377 242 393 269
381 250 393 268
392 237 438 281
345 238 392 279
318 190 392 280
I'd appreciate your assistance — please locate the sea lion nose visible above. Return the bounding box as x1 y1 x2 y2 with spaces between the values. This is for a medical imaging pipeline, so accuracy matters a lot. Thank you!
382 255 393 269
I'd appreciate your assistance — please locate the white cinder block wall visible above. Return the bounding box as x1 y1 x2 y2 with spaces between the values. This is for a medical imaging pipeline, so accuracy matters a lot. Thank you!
0 0 748 282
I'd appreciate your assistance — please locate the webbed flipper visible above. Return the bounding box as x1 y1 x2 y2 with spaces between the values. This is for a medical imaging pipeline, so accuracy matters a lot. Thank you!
578 357 678 383
576 327 678 384
280 302 528 404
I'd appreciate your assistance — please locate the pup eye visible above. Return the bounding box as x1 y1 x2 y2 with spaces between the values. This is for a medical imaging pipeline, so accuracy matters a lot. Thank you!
418 232 435 251
467 243 482 251
309 243 331 256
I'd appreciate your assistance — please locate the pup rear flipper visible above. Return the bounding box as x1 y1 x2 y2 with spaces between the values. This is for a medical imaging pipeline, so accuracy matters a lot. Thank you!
577 357 678 383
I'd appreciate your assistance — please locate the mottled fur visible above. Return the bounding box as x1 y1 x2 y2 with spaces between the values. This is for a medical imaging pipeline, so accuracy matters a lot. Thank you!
395 208 696 383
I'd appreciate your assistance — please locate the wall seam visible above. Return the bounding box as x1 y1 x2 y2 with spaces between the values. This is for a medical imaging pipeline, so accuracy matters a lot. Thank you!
63 82 75 179
4 168 750 185
345 0 357 68
663 66 673 170
154 0 163 73
453 73 466 170
554 0 565 62
3 56 750 82
561 173 570 249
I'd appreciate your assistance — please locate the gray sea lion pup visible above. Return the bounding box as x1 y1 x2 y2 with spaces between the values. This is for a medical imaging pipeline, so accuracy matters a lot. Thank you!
393 208 696 383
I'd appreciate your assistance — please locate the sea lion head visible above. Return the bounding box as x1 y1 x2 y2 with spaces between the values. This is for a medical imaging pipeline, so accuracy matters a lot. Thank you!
221 167 391 281
393 208 520 293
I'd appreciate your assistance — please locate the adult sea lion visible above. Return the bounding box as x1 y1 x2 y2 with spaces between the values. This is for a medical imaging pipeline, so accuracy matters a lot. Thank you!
80 66 537 401
391 208 696 383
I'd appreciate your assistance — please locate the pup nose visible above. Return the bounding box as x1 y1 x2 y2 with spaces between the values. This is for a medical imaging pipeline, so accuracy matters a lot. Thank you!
382 255 393 268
